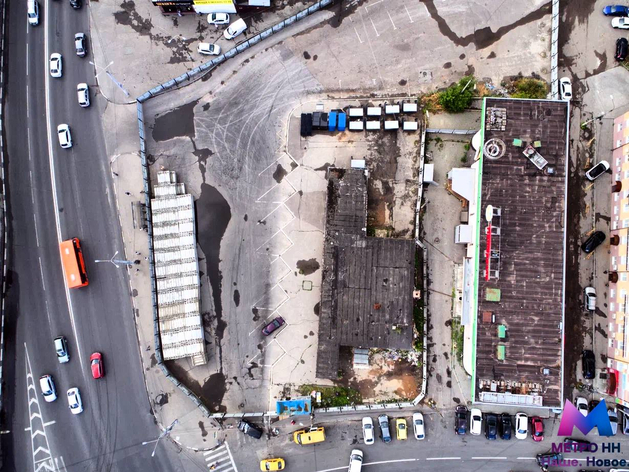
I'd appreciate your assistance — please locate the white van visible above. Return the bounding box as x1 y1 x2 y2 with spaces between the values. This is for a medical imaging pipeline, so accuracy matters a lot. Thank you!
27 0 39 26
224 18 247 40
348 449 363 472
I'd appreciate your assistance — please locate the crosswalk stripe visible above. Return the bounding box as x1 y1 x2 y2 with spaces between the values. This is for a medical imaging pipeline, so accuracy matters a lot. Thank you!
204 450 228 462
203 446 224 456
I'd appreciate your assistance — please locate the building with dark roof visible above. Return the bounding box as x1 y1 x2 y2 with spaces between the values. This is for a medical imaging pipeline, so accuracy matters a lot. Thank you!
465 98 569 408
315 169 416 380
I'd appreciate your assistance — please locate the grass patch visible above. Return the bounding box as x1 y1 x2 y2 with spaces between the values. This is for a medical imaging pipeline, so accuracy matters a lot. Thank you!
451 318 464 363
298 384 362 408
511 77 547 99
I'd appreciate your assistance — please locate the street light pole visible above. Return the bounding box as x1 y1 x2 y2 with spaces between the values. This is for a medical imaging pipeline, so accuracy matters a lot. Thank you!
94 251 135 268
89 60 130 97
142 419 178 458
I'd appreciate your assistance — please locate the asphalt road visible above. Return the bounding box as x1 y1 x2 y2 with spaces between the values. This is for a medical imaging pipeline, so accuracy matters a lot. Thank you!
0 1 196 471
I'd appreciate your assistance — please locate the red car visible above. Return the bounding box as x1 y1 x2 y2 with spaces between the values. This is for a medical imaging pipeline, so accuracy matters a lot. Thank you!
262 316 285 336
90 352 104 379
531 416 544 442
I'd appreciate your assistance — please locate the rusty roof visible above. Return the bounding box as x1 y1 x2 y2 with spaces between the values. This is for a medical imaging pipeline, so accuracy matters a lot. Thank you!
475 98 568 407
316 169 415 379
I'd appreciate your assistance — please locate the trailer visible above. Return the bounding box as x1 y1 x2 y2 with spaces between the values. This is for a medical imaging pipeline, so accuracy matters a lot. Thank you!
328 111 338 132
402 120 419 131
349 120 364 131
385 104 400 115
384 120 399 130
366 106 382 117
337 112 347 131
402 101 418 113
366 120 381 130
348 107 364 118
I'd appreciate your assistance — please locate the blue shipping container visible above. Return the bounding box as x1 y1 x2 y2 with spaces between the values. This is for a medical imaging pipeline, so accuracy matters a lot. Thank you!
337 112 347 131
328 111 337 132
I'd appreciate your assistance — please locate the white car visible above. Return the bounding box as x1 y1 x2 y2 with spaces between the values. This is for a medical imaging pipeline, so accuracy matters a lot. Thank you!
348 449 363 472
207 12 229 26
585 160 610 181
612 17 629 29
39 374 57 402
49 53 62 78
77 83 90 107
67 387 83 414
224 18 247 40
57 124 72 148
515 412 528 440
559 77 572 101
584 287 596 311
362 417 374 445
412 412 425 440
197 43 221 56
470 408 482 436
53 336 69 363
576 396 588 416
74 32 86 57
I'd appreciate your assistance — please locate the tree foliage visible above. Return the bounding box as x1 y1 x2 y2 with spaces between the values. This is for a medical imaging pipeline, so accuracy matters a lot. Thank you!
438 76 476 113
511 78 547 99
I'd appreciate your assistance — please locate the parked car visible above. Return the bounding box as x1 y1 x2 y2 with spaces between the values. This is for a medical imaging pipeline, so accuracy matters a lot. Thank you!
207 12 229 26
612 17 629 29
348 449 363 472
581 231 606 254
54 336 69 363
49 53 62 78
616 37 629 61
412 412 425 440
74 33 86 57
531 417 544 442
604 5 629 16
485 413 498 440
197 43 221 56
455 406 468 435
262 316 285 336
609 408 619 435
582 350 596 379
395 418 407 440
585 160 610 181
67 387 83 414
224 18 247 40
559 77 572 101
377 415 391 443
90 352 104 379
39 374 57 402
536 452 563 468
563 437 591 451
584 287 596 311
69 0 81 9
515 412 528 440
470 408 482 436
57 124 72 149
362 417 374 445
259 458 285 471
500 413 512 440
576 396 588 416
589 399 601 411
238 420 263 439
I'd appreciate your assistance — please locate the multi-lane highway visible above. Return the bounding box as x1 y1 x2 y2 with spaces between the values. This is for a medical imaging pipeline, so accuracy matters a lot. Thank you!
0 1 193 470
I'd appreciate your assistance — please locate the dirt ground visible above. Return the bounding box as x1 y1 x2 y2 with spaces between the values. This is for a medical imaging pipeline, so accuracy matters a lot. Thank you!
337 347 422 402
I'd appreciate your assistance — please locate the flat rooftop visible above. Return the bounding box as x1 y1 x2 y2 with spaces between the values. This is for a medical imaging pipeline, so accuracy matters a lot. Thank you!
316 169 415 380
475 98 568 407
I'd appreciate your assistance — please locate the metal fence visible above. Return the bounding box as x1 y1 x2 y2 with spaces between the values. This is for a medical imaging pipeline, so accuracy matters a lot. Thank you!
550 0 560 100
0 0 8 423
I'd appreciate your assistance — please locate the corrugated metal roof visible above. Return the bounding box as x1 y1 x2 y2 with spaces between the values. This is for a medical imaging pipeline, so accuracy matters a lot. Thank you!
151 171 206 366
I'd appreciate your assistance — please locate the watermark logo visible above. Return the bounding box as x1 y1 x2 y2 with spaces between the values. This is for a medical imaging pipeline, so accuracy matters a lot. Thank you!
557 399 613 436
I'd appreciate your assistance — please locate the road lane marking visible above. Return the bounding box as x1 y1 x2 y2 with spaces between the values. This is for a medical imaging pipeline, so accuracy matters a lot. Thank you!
405 5 414 23
426 457 461 461
387 11 397 29
472 457 507 460
25 344 55 472
354 27 363 43
369 18 380 37
517 457 535 460
43 0 85 373
43 420 55 427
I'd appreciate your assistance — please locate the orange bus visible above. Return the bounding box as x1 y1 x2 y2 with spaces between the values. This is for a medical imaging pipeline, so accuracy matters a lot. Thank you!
59 238 89 289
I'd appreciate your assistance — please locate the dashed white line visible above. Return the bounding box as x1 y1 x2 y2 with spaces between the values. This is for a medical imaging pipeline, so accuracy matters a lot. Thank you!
38 258 45 291
33 213 40 247
426 457 461 461
472 457 507 460
517 457 536 460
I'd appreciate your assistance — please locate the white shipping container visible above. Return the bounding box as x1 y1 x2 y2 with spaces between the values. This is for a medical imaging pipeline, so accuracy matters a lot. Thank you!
403 121 419 131
384 120 399 130
349 121 364 131
402 102 418 113
385 104 400 114
348 107 364 117
367 106 382 116
366 121 381 130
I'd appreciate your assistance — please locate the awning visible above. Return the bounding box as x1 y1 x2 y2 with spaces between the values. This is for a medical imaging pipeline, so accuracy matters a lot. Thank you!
607 367 619 396
193 0 236 14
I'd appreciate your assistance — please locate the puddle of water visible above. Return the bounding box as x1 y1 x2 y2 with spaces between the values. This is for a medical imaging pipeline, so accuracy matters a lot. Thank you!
152 100 199 142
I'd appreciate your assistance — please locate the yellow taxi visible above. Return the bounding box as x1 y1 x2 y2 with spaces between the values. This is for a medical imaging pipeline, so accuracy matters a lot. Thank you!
395 418 408 440
260 458 285 471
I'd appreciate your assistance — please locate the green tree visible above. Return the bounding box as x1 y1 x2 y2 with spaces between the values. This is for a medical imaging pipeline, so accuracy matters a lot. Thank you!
439 76 476 113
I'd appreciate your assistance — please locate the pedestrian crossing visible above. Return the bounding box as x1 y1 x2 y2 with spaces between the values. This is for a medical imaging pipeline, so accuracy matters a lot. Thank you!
203 443 238 472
